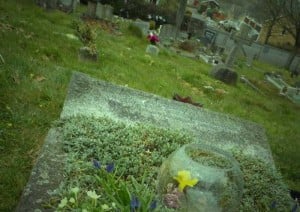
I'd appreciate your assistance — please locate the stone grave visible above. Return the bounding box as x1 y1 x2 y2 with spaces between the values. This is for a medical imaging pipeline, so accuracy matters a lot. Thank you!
211 23 254 85
132 19 150 36
265 73 300 104
36 0 58 9
146 44 159 56
57 0 77 13
86 1 97 18
95 3 114 21
17 72 293 211
159 24 177 41
225 23 252 68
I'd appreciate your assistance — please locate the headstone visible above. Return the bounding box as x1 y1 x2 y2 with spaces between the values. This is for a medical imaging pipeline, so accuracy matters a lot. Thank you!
95 3 113 20
95 3 105 19
159 24 177 41
246 52 256 67
204 28 217 44
86 1 97 18
211 64 238 85
103 4 113 21
132 20 150 36
238 23 252 39
225 41 240 67
36 0 58 9
225 24 252 68
57 0 77 12
78 46 98 61
146 44 159 56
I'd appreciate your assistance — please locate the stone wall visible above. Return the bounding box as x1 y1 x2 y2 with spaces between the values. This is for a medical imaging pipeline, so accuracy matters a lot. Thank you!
203 26 300 71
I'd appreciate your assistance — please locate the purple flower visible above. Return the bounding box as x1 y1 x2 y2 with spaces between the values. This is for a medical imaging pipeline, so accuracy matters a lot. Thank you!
130 196 140 211
92 159 101 169
106 163 115 173
149 200 157 210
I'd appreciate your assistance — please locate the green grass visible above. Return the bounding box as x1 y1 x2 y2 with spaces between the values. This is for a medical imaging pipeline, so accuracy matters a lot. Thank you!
0 0 299 211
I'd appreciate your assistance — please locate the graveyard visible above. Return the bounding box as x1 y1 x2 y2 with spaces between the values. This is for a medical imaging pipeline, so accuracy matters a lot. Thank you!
0 0 300 211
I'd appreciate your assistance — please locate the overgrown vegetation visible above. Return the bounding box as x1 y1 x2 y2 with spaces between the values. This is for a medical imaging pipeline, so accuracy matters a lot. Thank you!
0 0 299 211
46 116 292 211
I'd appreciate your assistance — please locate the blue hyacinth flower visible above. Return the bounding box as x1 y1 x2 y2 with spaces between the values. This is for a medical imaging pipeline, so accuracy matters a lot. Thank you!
106 163 115 173
92 159 101 169
149 200 157 210
130 196 140 212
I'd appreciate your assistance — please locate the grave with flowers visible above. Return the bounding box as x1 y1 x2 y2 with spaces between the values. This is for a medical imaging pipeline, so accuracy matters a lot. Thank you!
17 72 296 211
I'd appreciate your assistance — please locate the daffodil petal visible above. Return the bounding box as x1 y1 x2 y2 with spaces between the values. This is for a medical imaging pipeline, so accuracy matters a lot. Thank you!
173 170 199 192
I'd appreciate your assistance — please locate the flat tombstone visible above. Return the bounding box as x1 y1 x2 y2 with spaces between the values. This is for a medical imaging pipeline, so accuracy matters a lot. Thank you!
17 72 291 211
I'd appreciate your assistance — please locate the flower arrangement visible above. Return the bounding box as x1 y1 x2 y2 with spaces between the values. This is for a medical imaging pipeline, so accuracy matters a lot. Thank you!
147 32 159 45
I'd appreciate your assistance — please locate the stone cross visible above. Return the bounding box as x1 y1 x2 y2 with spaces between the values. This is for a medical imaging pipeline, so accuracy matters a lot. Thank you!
225 23 252 68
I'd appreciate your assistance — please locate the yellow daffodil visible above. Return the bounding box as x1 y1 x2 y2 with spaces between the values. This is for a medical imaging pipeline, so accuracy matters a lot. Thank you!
173 170 198 192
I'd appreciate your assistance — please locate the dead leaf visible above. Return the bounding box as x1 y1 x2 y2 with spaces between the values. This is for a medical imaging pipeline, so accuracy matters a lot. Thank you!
34 75 46 82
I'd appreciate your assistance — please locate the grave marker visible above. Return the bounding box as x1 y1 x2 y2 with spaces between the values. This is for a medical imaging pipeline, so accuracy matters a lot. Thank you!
132 20 150 35
17 72 292 211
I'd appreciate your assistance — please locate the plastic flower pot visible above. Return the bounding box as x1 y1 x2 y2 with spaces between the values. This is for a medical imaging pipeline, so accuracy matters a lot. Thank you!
157 143 244 212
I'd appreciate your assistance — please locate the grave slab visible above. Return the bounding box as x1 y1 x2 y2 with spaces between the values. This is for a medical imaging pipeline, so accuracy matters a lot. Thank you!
17 72 285 211
61 72 273 162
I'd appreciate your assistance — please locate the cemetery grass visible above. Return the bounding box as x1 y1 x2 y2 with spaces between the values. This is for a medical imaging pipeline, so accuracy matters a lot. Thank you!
0 0 299 210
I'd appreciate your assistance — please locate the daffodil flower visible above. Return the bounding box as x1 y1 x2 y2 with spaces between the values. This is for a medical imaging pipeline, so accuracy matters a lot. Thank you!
173 170 198 192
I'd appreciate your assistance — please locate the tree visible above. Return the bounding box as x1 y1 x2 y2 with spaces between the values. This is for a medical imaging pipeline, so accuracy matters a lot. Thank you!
256 0 285 45
282 0 300 49
280 0 300 69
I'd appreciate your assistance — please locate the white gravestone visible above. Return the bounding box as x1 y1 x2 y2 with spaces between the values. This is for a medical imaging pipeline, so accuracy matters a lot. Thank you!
146 44 159 56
